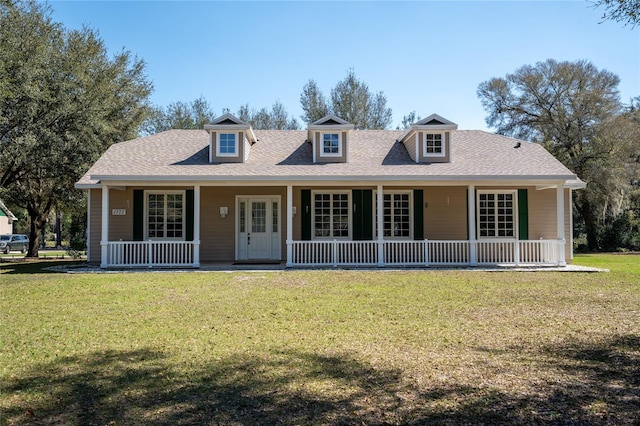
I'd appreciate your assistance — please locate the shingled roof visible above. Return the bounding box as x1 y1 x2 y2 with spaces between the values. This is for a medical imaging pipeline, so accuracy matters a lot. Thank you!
76 129 579 186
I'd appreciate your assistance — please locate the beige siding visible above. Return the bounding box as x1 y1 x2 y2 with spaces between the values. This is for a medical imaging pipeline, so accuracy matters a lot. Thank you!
293 188 302 241
424 186 468 240
89 188 102 263
109 188 134 241
404 134 417 162
200 186 287 262
210 130 245 163
565 188 572 262
419 131 451 163
528 187 556 240
314 131 348 163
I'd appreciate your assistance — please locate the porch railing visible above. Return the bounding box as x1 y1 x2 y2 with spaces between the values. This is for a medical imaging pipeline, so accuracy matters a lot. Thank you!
104 241 196 267
290 239 561 267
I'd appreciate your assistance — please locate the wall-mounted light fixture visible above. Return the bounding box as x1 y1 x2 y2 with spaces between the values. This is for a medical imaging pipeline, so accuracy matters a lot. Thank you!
292 206 297 216
220 206 228 218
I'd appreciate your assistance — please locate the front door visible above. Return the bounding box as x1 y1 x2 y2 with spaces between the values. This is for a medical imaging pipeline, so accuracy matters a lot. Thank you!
248 199 270 259
237 196 281 261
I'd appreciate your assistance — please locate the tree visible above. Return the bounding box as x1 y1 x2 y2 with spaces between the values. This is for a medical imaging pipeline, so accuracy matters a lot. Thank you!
593 0 640 26
237 101 299 130
300 80 329 124
299 71 393 129
397 111 422 130
143 96 216 135
477 59 636 250
0 0 152 257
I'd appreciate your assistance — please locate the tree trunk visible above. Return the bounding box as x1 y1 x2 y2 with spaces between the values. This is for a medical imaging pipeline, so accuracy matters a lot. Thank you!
577 196 599 251
26 200 52 258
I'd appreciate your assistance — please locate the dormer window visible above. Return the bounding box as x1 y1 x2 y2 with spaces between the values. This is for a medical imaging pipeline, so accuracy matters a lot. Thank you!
398 114 457 164
322 133 341 156
308 115 354 163
424 132 445 157
204 113 257 163
218 133 237 156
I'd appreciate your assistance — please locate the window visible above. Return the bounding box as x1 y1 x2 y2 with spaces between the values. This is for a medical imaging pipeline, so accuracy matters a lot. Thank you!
272 201 279 233
146 191 184 239
478 191 516 238
217 133 237 156
313 192 349 238
239 201 246 233
423 132 445 157
375 192 411 238
321 133 341 156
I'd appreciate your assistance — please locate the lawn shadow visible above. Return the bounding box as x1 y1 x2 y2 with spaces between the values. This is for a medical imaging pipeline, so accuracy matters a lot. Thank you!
0 260 85 275
2 335 639 424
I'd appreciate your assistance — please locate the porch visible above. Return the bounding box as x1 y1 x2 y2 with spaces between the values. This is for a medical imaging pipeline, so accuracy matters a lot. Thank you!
101 238 563 268
95 183 571 269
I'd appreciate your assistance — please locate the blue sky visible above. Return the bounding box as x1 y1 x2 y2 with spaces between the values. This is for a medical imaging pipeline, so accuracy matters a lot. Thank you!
50 1 639 131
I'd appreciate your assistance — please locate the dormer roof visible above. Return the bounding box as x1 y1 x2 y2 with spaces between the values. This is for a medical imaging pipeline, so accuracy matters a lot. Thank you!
307 114 355 141
398 113 458 143
204 113 257 144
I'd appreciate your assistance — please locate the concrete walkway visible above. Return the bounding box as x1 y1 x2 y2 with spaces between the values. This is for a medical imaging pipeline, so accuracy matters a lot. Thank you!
52 262 608 273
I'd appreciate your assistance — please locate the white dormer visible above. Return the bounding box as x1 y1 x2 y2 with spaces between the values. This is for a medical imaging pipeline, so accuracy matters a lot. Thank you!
307 115 355 163
398 114 458 163
204 114 257 163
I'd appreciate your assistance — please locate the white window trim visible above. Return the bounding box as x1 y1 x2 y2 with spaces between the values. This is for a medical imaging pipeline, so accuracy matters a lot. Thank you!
311 190 351 240
144 190 186 241
373 190 413 240
216 132 238 157
476 189 518 240
422 132 446 158
320 132 342 157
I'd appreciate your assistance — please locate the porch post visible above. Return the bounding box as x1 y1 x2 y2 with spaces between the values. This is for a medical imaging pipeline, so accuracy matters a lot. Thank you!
377 184 384 266
467 185 477 266
286 184 293 267
100 185 109 268
557 184 567 266
193 184 201 267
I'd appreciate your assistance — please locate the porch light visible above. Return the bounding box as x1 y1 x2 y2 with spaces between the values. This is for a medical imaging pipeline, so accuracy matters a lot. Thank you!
292 206 297 216
220 206 228 218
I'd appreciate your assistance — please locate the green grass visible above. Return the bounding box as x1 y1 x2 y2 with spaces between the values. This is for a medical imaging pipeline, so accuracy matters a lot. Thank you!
1 255 639 424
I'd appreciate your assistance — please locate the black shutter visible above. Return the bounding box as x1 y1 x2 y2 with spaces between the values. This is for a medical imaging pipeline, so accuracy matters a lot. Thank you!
518 189 529 240
301 189 311 240
185 189 194 241
353 189 373 241
133 189 144 241
413 189 424 240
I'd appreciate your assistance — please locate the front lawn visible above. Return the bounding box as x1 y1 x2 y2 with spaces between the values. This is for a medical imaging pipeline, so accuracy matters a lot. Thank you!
1 255 638 424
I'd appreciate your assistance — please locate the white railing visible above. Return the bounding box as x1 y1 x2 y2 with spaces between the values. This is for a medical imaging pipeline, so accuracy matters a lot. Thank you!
291 240 377 266
290 239 560 267
428 241 470 265
384 241 427 265
105 241 195 267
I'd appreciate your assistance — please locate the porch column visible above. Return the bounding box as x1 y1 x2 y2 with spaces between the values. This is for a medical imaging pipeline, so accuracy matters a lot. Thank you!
557 184 567 266
286 184 293 267
467 185 477 266
100 185 109 268
193 184 201 267
377 184 384 266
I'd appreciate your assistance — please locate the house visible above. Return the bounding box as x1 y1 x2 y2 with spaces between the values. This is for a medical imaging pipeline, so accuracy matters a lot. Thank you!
75 113 585 268
0 198 17 235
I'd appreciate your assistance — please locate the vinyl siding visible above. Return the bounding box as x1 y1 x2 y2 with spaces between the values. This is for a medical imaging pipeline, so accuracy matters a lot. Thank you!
88 188 101 263
314 131 348 163
199 186 287 262
424 186 468 240
210 131 245 163
419 131 451 163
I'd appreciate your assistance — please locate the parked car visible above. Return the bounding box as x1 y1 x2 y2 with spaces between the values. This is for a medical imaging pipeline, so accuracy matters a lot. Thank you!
0 234 29 254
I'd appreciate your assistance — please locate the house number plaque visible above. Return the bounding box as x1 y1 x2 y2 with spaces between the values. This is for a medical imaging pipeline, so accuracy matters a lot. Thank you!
111 209 126 216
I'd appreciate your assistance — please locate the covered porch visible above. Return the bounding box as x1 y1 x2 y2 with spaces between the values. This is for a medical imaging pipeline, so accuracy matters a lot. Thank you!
95 182 571 268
